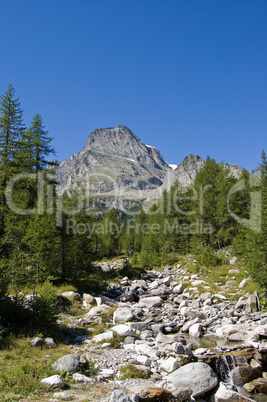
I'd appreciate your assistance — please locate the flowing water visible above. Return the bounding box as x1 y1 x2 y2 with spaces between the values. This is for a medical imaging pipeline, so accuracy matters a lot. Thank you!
217 354 267 402
217 354 248 384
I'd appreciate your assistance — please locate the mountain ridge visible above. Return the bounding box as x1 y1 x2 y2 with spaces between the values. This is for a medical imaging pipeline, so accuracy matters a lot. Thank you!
56 125 243 204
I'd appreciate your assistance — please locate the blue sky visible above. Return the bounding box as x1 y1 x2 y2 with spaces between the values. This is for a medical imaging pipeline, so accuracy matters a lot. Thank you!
0 0 266 172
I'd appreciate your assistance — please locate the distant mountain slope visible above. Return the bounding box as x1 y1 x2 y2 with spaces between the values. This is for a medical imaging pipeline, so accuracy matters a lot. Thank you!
56 125 244 204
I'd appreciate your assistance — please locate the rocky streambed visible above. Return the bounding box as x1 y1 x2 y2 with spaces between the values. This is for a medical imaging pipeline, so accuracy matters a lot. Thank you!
40 261 267 401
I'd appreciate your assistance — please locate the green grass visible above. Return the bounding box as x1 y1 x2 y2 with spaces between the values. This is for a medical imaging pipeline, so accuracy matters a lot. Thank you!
120 364 150 380
0 338 70 400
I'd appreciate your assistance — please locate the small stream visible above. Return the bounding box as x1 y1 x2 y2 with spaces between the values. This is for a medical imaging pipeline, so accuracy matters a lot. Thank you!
217 354 247 383
181 334 267 401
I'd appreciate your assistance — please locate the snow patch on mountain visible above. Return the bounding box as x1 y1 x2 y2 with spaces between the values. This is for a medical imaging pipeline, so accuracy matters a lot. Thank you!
168 164 178 170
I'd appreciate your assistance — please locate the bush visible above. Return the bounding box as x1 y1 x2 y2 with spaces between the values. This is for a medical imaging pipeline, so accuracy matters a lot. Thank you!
199 246 222 267
31 280 59 333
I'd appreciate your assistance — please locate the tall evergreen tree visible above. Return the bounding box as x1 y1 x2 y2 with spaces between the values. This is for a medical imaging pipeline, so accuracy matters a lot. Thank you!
20 114 55 171
0 84 24 228
244 151 267 290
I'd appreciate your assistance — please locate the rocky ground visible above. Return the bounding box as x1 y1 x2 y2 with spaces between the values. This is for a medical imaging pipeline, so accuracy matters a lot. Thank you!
26 258 267 401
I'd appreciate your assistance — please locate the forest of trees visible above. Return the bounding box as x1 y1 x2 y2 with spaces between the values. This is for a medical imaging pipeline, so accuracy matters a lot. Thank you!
0 84 267 298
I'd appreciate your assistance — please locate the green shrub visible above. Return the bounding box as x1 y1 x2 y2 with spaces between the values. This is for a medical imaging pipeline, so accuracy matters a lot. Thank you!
199 246 222 267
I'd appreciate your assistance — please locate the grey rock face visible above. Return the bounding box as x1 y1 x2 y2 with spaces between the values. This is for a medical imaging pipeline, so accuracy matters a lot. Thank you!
56 125 169 197
173 154 206 187
166 362 218 397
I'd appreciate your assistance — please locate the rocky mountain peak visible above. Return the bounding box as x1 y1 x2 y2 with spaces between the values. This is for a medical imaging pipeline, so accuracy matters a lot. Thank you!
56 125 244 204
182 154 203 164
84 125 142 159
56 126 170 196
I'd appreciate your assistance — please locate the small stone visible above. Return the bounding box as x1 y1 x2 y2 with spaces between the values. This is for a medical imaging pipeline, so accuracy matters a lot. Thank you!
61 291 81 302
238 278 250 289
72 373 92 382
173 284 183 294
83 293 96 306
45 337 57 348
41 375 65 388
109 390 132 402
30 337 44 347
159 357 180 373
250 358 262 369
255 325 267 336
53 391 72 400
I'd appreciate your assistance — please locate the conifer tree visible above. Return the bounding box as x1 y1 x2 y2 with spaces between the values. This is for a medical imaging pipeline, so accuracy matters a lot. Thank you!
0 84 24 228
20 114 55 171
245 151 267 290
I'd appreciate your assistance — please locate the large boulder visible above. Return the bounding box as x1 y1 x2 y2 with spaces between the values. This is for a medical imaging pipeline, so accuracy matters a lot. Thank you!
91 330 114 343
231 364 260 386
111 324 134 337
163 276 173 286
138 296 163 308
87 304 112 316
156 332 184 349
189 323 203 337
166 362 218 397
113 307 134 324
52 354 84 373
134 343 159 359
45 337 57 348
246 293 260 313
61 291 81 302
